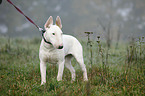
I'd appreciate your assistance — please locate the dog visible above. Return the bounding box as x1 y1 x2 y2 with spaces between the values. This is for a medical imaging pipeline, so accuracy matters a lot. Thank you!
39 16 88 85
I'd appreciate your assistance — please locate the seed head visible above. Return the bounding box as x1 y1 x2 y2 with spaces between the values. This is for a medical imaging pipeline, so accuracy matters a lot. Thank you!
97 40 100 44
130 45 132 48
142 36 144 40
97 36 100 39
84 31 93 34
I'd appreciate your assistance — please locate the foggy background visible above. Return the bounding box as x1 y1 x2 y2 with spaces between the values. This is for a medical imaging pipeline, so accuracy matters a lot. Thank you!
0 0 145 41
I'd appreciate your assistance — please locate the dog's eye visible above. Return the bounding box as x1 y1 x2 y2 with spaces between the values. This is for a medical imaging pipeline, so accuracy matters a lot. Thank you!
52 33 55 35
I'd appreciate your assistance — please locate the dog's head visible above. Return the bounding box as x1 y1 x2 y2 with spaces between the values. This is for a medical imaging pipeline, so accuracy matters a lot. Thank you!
44 16 63 49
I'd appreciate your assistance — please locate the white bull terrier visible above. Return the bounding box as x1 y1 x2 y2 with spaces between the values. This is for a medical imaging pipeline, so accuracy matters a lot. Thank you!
39 16 88 85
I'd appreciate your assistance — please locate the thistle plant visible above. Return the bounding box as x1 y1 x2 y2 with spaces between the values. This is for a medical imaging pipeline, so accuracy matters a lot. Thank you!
84 31 93 80
96 36 105 67
84 32 93 46
96 35 108 84
125 36 145 84
138 36 144 72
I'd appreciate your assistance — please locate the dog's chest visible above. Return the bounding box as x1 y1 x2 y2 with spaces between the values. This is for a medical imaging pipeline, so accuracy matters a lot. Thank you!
48 51 60 63
45 50 64 64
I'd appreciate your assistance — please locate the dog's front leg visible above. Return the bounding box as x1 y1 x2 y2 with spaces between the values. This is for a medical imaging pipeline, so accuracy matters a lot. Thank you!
57 60 65 81
40 61 46 85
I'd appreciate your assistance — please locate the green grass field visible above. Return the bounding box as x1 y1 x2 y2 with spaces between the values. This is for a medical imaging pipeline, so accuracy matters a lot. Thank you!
0 36 144 96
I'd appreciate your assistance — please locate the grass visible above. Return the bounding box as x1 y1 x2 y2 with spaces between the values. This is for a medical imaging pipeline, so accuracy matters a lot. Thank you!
0 36 144 96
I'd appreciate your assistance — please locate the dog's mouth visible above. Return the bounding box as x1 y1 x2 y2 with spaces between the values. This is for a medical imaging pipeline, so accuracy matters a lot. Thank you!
58 45 63 49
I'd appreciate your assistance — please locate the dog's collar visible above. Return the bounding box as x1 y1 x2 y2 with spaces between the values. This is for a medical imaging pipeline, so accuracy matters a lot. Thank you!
41 30 52 45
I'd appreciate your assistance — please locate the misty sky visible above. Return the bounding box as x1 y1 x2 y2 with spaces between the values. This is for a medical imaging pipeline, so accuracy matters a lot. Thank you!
0 0 145 41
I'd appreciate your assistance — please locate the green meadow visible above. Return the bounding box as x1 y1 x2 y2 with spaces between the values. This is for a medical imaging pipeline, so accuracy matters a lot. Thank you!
0 36 144 96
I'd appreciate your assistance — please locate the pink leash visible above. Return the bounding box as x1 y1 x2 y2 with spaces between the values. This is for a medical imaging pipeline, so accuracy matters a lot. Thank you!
7 0 44 32
6 0 53 44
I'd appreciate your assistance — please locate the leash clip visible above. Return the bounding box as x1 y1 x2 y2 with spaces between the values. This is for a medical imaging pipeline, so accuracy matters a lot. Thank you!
39 27 45 33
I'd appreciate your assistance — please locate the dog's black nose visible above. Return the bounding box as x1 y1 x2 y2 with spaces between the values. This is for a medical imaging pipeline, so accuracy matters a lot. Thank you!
58 46 63 49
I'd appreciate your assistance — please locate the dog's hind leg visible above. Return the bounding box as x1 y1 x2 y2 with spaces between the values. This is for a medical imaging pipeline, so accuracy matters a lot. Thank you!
73 53 88 81
64 54 76 81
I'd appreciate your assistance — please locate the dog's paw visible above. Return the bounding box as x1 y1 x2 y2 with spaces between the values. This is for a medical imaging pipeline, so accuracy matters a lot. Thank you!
57 79 62 81
57 76 62 81
84 78 88 82
71 80 75 83
41 82 46 86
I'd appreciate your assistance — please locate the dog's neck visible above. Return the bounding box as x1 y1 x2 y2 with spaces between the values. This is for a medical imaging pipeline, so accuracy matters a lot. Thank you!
41 39 55 51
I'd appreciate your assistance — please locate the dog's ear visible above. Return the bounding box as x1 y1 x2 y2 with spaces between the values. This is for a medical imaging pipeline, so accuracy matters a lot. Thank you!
56 16 62 29
44 16 53 29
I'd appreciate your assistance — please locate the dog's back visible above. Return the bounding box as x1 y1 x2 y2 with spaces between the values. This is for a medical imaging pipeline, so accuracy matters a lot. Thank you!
62 34 83 56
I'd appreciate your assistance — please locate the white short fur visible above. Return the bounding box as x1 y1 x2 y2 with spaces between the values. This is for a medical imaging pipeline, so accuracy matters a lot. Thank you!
39 16 88 85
